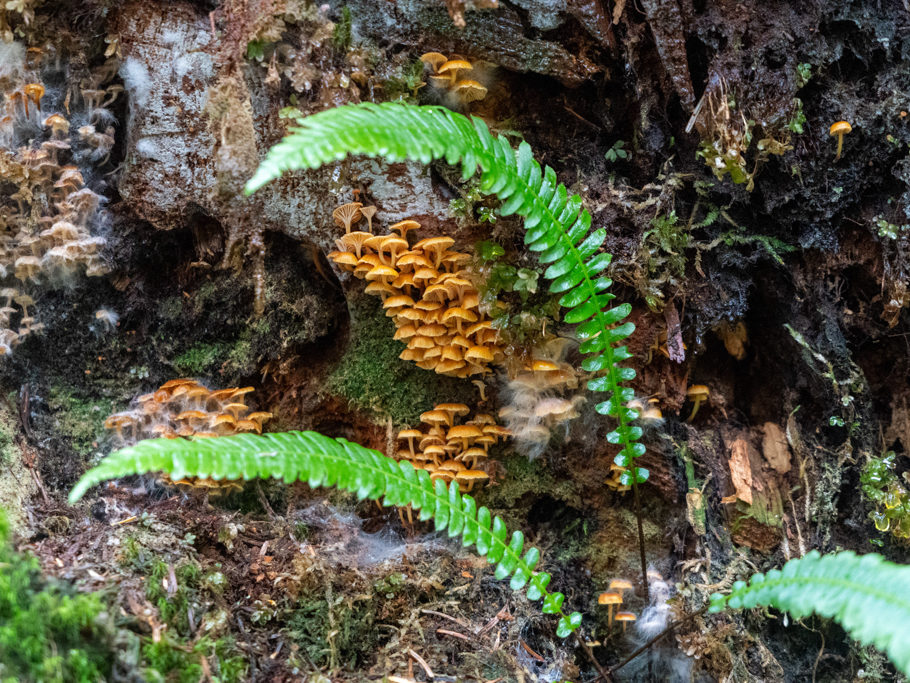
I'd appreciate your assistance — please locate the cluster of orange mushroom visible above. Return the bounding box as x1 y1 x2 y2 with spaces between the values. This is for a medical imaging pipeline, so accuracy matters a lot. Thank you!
105 379 273 442
419 52 487 104
396 402 509 491
1 70 113 355
597 579 637 632
327 203 505 377
104 379 273 493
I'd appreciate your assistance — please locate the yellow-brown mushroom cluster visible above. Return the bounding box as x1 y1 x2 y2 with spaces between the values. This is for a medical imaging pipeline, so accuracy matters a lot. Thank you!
105 378 273 442
419 52 487 104
597 579 636 632
396 402 509 491
327 203 505 377
498 338 584 459
105 379 274 493
1 54 119 354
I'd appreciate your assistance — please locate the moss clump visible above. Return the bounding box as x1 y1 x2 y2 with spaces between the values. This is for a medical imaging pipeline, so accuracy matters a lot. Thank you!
173 341 232 376
327 297 472 425
482 455 577 510
141 634 247 683
0 510 117 682
47 388 112 456
142 558 246 681
286 588 378 669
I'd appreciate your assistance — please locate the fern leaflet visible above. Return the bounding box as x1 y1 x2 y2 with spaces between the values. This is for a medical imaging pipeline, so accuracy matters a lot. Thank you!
69 432 583 637
245 102 646 485
710 550 910 675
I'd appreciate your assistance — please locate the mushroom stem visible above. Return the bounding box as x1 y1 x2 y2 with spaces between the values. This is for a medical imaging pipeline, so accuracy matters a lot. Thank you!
687 399 703 422
835 134 844 161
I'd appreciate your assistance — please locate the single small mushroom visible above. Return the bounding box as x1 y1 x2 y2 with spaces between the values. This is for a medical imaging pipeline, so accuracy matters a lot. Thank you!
222 402 250 419
437 59 473 85
389 220 421 240
328 251 359 270
608 579 634 596
332 202 364 234
339 231 374 259
455 469 488 492
398 428 424 459
360 206 377 232
829 120 852 161
686 384 710 422
598 591 623 625
413 236 456 268
443 307 479 335
452 79 487 104
447 424 483 451
23 83 45 115
458 447 488 468
464 345 494 365
419 52 449 72
420 409 450 430
364 281 397 299
615 611 636 632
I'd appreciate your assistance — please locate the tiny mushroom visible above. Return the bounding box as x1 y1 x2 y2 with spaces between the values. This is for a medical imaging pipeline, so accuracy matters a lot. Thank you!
608 578 634 595
598 591 623 625
360 206 377 232
685 384 710 422
452 79 488 104
455 469 488 492
829 120 852 161
332 202 364 233
615 611 637 632
23 83 45 114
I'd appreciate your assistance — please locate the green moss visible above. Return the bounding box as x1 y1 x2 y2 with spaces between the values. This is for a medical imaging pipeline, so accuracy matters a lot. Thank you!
286 589 378 669
141 557 246 681
173 342 231 376
142 634 246 683
482 455 576 511
331 6 352 52
0 510 117 682
47 388 112 456
327 297 472 425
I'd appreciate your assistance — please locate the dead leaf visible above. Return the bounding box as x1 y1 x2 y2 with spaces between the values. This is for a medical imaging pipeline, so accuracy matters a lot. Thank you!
762 422 791 474
727 438 753 504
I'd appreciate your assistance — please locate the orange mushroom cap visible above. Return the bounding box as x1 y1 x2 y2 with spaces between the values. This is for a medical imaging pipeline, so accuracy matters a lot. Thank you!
598 591 623 605
829 120 852 136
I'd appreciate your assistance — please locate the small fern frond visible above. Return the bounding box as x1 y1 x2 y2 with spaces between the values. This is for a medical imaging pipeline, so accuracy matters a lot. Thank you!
69 432 583 637
246 103 645 484
710 550 910 675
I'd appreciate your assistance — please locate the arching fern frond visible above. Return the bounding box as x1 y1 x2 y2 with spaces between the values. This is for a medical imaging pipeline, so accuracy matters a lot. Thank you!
245 103 645 487
710 550 910 675
69 432 583 637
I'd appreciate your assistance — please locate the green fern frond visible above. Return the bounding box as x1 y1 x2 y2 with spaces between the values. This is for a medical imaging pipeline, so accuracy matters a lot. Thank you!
710 550 910 675
69 432 583 637
246 103 645 484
